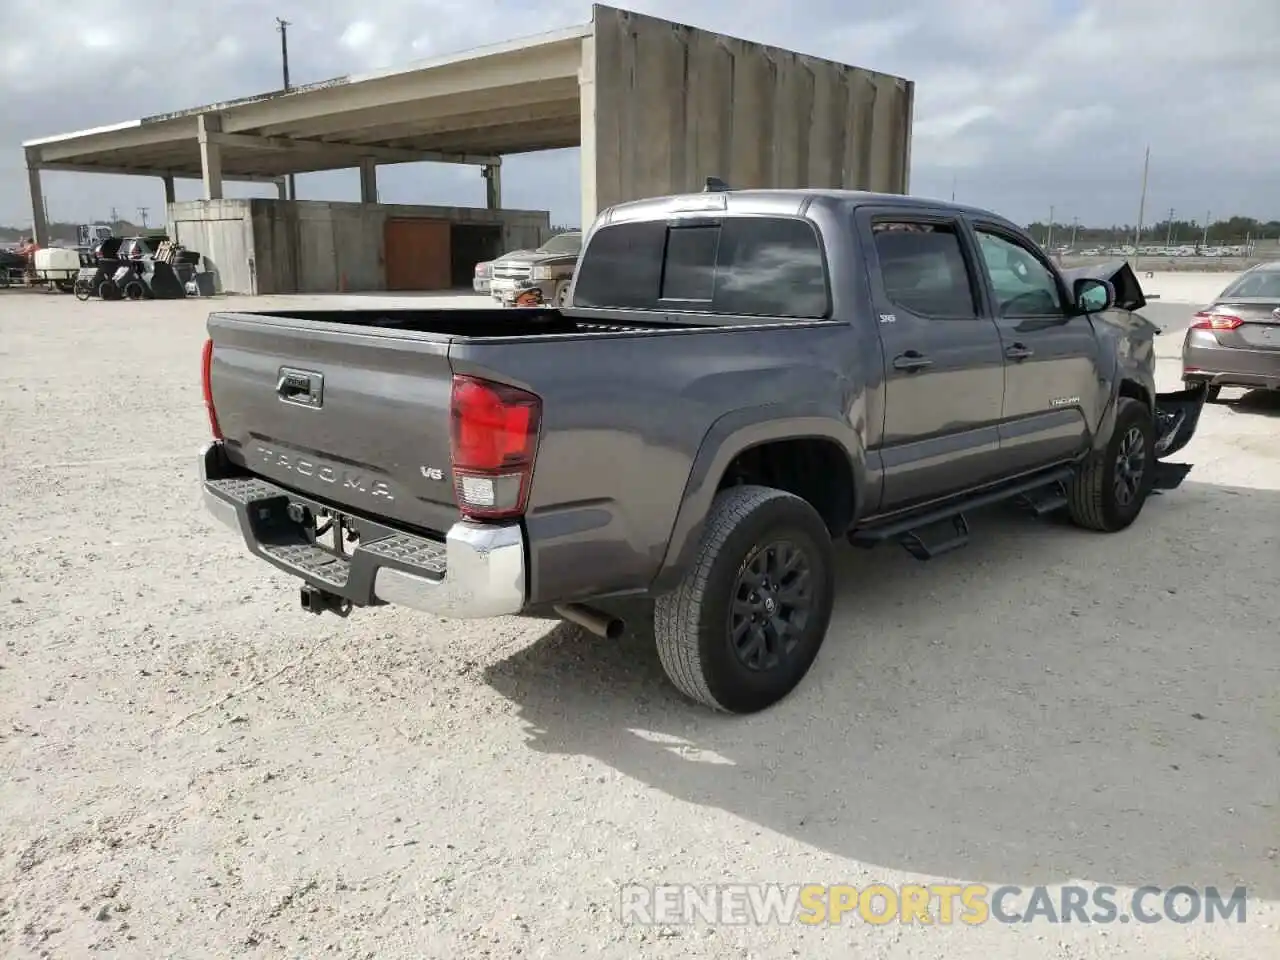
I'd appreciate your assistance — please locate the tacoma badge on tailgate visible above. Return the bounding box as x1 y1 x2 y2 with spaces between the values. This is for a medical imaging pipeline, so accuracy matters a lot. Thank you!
253 445 395 502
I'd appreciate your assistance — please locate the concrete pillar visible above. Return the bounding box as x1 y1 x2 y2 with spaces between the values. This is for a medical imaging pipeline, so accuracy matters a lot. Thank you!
161 175 176 236
359 158 378 204
197 113 224 200
578 36 597 230
25 149 48 246
276 179 288 201
483 164 502 210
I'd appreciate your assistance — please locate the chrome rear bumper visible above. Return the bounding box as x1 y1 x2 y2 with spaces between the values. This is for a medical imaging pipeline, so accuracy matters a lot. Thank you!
199 442 525 619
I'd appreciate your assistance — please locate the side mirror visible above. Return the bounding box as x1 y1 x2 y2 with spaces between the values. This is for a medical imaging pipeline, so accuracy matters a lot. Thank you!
1074 277 1115 314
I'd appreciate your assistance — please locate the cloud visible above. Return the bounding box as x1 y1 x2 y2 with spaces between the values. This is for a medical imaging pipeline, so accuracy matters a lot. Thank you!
1 0 1276 231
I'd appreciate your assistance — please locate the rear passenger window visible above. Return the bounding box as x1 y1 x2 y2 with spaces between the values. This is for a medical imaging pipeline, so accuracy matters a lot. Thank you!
571 216 830 319
871 221 977 319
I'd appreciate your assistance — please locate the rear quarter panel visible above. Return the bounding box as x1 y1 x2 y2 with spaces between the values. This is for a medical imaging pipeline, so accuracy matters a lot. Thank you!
453 199 884 605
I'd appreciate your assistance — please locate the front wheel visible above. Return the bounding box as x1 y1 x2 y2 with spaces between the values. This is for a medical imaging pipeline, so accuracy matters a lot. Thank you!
1066 397 1155 532
654 485 835 714
73 278 94 301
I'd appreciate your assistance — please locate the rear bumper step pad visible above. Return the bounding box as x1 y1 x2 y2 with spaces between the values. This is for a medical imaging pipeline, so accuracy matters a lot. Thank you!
199 443 525 619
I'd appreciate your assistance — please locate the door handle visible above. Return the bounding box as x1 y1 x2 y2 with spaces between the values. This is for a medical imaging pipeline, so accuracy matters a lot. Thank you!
1004 343 1034 361
277 374 312 398
276 368 324 407
893 351 933 372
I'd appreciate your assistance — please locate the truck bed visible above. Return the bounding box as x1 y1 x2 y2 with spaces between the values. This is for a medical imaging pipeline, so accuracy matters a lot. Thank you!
203 304 862 601
243 307 697 339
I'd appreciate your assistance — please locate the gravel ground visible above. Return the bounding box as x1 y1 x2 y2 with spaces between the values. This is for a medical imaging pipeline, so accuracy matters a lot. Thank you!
1 282 1276 959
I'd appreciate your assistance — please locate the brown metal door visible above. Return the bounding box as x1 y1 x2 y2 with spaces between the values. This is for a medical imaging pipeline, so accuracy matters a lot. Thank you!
384 218 451 291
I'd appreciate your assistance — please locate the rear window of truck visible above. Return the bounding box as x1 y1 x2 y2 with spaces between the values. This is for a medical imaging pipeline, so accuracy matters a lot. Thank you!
573 216 830 319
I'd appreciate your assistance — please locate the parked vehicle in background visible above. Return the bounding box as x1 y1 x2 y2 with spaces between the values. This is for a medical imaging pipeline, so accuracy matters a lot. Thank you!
473 248 534 294
117 235 169 260
489 231 582 307
1182 261 1280 400
198 186 1206 715
76 223 114 249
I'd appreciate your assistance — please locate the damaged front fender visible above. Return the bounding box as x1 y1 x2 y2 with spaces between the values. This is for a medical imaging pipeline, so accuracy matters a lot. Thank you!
1151 381 1209 491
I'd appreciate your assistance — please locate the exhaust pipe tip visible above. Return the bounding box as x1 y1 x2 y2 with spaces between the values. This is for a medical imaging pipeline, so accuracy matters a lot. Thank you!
554 602 625 640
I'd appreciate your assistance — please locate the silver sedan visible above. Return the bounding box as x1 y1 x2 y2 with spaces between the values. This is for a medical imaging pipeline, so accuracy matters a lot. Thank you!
1182 262 1280 401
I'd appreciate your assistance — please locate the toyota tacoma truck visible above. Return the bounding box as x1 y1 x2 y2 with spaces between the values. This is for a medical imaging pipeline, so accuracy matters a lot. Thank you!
198 185 1206 714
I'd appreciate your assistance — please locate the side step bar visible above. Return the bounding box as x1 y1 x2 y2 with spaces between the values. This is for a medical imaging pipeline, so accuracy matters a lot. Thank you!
850 468 1074 561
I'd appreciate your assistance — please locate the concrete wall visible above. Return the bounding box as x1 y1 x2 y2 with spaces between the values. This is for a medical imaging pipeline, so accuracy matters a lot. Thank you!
168 199 256 295
584 5 914 225
167 199 550 294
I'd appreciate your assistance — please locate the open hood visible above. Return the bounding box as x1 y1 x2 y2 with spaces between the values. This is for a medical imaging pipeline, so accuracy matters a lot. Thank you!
1059 259 1147 312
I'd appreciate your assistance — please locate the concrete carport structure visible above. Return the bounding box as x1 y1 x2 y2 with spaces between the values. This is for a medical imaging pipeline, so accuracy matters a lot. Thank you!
22 3 914 295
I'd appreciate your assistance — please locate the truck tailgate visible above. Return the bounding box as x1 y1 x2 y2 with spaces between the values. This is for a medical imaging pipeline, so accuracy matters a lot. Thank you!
207 313 459 533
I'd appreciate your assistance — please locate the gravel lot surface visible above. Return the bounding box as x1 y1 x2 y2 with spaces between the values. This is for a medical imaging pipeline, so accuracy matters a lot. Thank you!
1 280 1276 959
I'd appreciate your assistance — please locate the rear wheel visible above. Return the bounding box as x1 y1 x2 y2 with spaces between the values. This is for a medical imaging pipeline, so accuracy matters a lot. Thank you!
653 485 835 713
123 280 145 301
1066 397 1155 532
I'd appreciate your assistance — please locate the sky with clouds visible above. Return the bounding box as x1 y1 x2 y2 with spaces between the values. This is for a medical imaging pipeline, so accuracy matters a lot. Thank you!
1 0 1275 231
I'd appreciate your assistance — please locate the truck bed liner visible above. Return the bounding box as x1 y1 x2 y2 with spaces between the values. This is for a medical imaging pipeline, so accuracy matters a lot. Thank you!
244 308 694 339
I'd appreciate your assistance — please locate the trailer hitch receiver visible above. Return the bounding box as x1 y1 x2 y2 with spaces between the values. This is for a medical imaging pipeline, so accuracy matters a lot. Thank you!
299 584 352 618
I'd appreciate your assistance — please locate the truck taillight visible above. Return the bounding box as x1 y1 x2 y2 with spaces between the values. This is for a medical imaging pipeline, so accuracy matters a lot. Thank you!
449 374 541 520
201 337 223 439
1191 311 1243 331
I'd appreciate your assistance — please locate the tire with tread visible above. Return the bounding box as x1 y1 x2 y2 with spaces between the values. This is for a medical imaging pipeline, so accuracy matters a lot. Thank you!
654 485 835 714
1066 397 1155 532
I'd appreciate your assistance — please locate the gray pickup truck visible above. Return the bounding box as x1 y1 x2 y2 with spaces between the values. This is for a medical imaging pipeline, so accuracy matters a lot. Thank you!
198 185 1206 714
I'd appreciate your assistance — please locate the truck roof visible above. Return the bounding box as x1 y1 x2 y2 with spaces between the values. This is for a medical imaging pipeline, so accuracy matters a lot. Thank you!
597 188 1013 231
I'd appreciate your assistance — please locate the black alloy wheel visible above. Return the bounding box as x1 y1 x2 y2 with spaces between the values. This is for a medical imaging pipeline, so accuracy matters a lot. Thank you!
1112 424 1147 508
729 540 814 672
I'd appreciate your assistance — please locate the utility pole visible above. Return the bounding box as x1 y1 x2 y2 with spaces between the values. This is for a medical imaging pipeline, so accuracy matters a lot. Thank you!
1047 205 1055 250
950 174 956 202
1071 216 1079 249
137 207 149 229
1202 210 1210 249
276 17 296 202
1165 207 1175 247
1133 144 1150 269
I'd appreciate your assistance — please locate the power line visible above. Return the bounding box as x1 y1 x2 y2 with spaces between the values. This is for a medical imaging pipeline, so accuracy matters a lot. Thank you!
276 16 297 202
